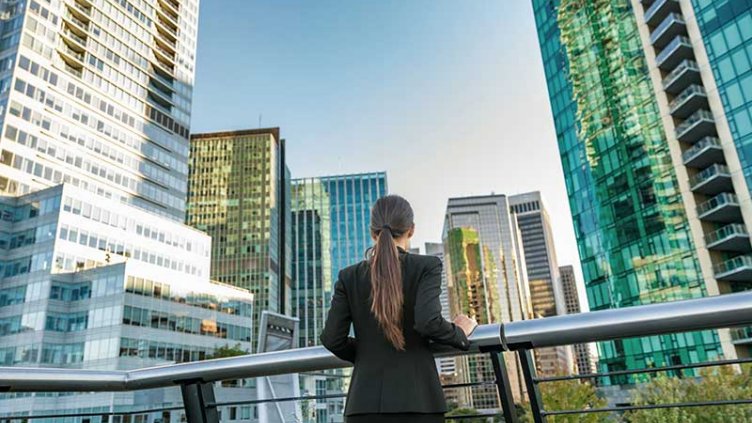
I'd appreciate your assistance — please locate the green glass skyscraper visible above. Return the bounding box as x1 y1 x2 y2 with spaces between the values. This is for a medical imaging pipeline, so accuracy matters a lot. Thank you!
532 0 752 384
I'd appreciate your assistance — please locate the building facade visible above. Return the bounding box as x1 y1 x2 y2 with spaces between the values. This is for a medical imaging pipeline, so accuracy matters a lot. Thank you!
443 194 531 407
186 128 292 351
0 0 198 222
559 265 597 376
0 184 258 420
509 192 573 376
290 172 387 423
532 0 748 384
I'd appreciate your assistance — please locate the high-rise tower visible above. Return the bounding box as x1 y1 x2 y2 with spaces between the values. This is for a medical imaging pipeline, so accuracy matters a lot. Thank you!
187 128 291 349
532 0 752 382
0 0 198 221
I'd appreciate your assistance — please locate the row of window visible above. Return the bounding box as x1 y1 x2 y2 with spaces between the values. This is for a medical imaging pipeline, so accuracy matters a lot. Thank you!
63 196 203 255
57 223 203 277
122 305 251 341
0 342 84 366
0 252 52 279
125 276 252 317
0 223 56 250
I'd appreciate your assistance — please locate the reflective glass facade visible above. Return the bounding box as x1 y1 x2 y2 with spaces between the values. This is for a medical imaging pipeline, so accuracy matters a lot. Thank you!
187 128 292 352
290 172 386 423
692 1 752 196
443 194 529 405
532 0 723 384
0 184 257 419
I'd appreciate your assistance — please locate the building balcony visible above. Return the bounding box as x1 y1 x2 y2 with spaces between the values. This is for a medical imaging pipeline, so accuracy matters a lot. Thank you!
676 109 716 143
156 5 179 28
705 224 751 252
63 11 89 32
697 193 741 223
158 0 180 18
714 255 752 282
61 28 87 51
156 15 178 40
663 60 702 94
153 44 175 64
58 44 85 65
656 36 694 70
644 0 682 26
669 84 708 119
682 136 724 168
689 164 732 195
731 326 752 345
650 13 686 49
150 56 174 77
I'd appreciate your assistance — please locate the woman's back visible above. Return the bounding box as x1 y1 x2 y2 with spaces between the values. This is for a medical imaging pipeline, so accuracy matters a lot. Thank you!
320 194 476 422
321 249 471 416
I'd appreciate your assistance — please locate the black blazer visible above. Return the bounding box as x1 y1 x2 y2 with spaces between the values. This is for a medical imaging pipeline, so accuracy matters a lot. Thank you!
320 249 470 416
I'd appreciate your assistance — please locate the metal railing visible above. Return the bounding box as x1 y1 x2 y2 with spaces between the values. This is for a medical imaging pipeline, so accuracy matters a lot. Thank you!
1 291 752 422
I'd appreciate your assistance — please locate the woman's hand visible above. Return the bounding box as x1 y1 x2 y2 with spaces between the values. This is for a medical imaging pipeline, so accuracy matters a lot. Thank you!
453 314 478 337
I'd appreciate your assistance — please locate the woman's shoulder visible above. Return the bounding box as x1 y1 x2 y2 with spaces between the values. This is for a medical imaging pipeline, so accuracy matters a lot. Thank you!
337 260 370 283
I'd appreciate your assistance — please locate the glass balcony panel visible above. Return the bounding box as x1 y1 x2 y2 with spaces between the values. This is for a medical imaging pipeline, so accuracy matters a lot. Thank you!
714 255 752 281
662 60 701 94
705 224 751 252
697 193 742 223
676 109 716 143
682 136 724 168
656 36 694 70
669 84 708 118
650 13 686 49
689 164 732 194
644 0 681 26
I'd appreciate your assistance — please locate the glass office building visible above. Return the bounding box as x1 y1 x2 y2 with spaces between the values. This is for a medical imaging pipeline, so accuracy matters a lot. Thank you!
290 172 387 423
0 0 198 221
0 184 257 420
187 128 292 352
531 0 752 384
509 192 573 376
443 194 530 407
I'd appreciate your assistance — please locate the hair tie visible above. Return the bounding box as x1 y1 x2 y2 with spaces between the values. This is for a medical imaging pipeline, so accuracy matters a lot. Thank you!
381 224 392 232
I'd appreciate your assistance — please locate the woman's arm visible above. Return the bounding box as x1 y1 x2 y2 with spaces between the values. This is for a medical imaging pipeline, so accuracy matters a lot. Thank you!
320 272 357 363
414 258 470 350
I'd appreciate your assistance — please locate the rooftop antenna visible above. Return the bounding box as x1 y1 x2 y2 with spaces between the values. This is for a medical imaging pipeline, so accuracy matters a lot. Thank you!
258 113 263 128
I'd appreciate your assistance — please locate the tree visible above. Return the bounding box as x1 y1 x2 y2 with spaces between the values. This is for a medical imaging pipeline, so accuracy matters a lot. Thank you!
446 407 492 422
626 364 752 422
521 379 611 423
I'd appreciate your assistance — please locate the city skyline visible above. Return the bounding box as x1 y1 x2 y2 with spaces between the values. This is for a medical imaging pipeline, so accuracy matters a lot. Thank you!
189 0 586 289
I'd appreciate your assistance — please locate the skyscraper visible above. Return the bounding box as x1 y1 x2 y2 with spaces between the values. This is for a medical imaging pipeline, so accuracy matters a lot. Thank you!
443 194 530 407
509 192 573 376
0 0 198 222
532 0 750 383
559 265 597 376
187 128 292 350
290 172 387 422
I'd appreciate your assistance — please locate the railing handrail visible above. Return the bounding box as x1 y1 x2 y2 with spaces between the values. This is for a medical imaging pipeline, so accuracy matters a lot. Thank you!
1 291 752 392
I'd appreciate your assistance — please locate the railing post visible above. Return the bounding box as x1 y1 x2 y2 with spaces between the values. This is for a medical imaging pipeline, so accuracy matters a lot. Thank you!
180 381 219 423
518 349 546 423
484 349 519 423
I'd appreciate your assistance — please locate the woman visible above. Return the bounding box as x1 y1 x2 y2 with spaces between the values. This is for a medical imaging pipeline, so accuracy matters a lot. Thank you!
321 195 478 423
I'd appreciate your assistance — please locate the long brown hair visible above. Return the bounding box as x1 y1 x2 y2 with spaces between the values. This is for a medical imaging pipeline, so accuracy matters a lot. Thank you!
369 195 414 351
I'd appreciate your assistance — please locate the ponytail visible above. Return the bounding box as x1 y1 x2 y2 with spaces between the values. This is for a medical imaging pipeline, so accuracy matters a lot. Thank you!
368 195 414 351
371 225 405 350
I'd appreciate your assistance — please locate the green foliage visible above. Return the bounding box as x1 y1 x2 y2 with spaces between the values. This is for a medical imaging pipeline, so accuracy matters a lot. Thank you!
625 364 752 423
446 407 488 423
521 380 610 423
205 343 248 360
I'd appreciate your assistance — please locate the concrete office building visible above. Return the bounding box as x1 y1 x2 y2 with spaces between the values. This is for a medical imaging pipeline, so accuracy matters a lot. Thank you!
290 172 387 423
532 0 752 383
186 128 292 351
559 265 597 376
443 194 531 408
0 184 258 421
0 0 198 222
